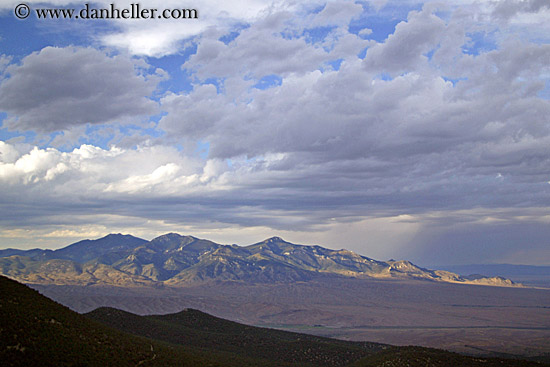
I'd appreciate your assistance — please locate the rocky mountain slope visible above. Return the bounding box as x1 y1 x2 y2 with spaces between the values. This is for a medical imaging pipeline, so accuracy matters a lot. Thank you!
0 233 519 287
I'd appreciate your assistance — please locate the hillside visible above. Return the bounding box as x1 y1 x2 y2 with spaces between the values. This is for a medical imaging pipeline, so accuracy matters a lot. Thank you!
86 307 384 367
0 275 268 367
0 233 519 287
1 275 545 366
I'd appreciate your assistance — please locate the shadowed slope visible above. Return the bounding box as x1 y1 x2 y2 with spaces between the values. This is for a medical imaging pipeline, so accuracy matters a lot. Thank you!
85 305 546 367
0 275 288 367
86 306 385 367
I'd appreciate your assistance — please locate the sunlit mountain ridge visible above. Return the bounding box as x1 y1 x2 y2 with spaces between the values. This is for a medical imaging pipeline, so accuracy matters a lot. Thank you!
0 233 518 287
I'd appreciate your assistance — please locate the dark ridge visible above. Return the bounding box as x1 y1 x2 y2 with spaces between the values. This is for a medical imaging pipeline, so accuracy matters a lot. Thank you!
86 306 546 367
87 306 385 367
0 275 287 366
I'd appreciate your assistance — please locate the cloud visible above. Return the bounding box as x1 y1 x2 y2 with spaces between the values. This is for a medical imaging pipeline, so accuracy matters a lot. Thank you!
0 46 160 132
151 2 550 265
491 0 550 21
0 0 301 57
363 5 446 74
164 39 550 171
404 212 550 266
184 6 368 81
99 0 296 56
0 54 11 74
0 1 550 265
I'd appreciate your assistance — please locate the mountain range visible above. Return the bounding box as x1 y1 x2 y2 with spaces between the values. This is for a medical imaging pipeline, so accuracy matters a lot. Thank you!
0 233 518 287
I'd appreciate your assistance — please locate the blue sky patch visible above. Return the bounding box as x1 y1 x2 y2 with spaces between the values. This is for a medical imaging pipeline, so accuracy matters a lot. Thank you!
462 31 498 56
254 74 282 90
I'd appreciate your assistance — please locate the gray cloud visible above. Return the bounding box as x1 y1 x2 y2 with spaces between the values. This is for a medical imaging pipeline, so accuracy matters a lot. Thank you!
404 219 550 266
491 0 550 21
184 7 368 80
1 2 550 265
0 46 160 132
363 5 446 74
153 4 550 253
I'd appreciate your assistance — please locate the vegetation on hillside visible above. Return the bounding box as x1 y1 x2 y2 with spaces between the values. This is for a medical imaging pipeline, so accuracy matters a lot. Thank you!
86 306 385 367
1 275 545 367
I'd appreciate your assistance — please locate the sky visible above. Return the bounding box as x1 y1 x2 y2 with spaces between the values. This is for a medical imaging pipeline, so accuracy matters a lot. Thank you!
0 0 549 266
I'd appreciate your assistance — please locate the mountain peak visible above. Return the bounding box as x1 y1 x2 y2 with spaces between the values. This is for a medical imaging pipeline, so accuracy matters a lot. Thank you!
103 233 129 239
154 232 183 239
151 233 199 240
0 234 521 288
266 236 285 242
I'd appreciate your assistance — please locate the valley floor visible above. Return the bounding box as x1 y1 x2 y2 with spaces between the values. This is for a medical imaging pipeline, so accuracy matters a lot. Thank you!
29 277 550 362
271 325 550 359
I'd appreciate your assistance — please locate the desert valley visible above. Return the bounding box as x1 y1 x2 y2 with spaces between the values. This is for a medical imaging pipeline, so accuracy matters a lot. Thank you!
1 233 549 365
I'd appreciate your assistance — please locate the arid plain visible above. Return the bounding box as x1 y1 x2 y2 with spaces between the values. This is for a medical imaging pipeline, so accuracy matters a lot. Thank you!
31 277 550 360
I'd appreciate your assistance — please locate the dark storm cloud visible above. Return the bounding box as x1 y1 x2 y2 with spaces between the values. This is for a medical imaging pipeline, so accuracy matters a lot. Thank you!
404 219 550 266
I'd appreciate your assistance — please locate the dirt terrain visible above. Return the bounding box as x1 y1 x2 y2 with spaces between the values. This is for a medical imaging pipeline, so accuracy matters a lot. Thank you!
30 277 550 360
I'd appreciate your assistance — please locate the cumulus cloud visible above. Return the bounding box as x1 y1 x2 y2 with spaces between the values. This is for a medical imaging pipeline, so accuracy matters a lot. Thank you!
0 46 160 132
152 1 550 264
363 5 446 74
491 0 550 21
164 40 550 174
0 142 201 188
184 6 368 81
1 1 550 264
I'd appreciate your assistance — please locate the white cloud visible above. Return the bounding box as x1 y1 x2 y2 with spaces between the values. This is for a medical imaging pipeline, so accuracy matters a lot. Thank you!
0 0 300 57
0 142 200 189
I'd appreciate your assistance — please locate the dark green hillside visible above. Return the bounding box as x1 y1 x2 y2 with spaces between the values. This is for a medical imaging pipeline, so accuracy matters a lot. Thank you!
350 346 546 367
86 307 384 367
0 275 281 367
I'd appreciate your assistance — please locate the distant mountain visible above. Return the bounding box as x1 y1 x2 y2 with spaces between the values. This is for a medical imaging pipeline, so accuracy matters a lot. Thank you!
0 248 52 258
436 264 550 288
0 233 147 263
0 233 520 287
